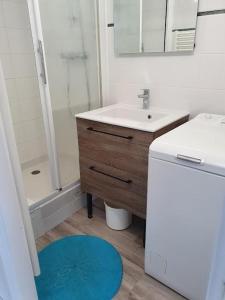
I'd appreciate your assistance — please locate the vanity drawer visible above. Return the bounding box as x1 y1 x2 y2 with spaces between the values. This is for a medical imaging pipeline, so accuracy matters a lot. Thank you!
80 157 147 218
77 118 154 147
77 118 152 176
76 116 189 219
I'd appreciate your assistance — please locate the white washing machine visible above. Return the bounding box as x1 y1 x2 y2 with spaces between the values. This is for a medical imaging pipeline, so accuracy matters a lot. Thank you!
145 114 225 300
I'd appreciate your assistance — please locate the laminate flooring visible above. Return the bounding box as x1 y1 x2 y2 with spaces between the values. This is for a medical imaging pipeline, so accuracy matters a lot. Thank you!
36 207 186 300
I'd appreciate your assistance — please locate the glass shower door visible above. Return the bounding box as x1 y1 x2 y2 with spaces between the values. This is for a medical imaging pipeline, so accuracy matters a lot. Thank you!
35 0 101 187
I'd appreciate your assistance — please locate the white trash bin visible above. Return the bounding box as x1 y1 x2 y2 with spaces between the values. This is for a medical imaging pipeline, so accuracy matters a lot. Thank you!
105 202 132 230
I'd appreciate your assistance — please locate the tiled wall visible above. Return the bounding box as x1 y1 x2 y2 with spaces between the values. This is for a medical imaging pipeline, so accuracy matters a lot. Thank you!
38 0 100 113
0 0 100 170
37 0 100 162
0 0 47 165
103 0 225 117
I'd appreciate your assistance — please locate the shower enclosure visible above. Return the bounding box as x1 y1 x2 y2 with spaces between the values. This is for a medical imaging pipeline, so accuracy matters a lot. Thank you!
27 0 101 204
0 0 101 217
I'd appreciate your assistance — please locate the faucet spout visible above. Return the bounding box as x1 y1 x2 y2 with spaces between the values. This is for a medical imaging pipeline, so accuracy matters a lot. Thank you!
138 89 150 109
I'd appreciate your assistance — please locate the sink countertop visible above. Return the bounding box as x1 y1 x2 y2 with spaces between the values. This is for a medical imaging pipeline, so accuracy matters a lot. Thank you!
75 104 189 133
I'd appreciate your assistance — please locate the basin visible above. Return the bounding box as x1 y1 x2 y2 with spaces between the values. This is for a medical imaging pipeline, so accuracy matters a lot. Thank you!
76 104 189 133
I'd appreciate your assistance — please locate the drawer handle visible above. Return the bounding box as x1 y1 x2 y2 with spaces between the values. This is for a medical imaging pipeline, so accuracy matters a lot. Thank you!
89 166 132 184
177 154 203 164
87 127 133 140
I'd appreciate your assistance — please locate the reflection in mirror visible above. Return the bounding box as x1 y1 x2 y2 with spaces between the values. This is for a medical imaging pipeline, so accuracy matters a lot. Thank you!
114 0 199 55
114 0 141 54
166 0 198 52
142 0 167 53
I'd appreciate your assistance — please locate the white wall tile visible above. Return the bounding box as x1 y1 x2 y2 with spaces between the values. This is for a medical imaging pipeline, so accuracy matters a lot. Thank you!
0 28 9 53
9 98 20 123
7 28 33 54
5 0 25 3
18 137 47 164
196 14 225 53
110 83 225 116
198 0 225 12
197 54 225 89
16 77 40 100
0 54 14 78
103 0 225 117
5 78 17 98
2 1 30 29
0 2 5 28
11 54 37 78
109 83 143 106
19 98 42 122
14 118 45 144
0 0 47 164
151 86 225 116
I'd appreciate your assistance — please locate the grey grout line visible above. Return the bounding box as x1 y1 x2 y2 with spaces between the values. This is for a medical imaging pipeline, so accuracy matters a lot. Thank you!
198 9 225 16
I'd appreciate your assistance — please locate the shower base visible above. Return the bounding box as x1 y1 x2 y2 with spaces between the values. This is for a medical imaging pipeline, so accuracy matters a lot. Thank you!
22 156 84 238
23 155 80 206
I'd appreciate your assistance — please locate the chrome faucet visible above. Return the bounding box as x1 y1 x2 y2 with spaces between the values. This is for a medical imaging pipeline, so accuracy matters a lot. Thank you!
138 89 150 109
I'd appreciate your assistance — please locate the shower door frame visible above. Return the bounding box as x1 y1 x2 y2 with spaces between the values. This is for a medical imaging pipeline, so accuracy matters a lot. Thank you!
27 0 61 192
26 0 102 197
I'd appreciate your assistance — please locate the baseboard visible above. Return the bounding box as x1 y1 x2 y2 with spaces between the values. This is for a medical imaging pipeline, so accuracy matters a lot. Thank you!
30 186 85 239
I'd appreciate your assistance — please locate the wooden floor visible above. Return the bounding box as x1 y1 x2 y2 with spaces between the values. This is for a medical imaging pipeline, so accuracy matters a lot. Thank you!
36 207 186 300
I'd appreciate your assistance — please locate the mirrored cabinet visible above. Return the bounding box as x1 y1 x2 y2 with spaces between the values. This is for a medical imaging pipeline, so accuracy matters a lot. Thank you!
114 0 199 55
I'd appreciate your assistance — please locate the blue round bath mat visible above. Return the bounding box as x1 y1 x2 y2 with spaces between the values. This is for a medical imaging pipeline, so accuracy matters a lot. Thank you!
35 235 123 300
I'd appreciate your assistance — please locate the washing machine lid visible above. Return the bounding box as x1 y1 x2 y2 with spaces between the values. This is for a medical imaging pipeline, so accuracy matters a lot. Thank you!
150 113 225 176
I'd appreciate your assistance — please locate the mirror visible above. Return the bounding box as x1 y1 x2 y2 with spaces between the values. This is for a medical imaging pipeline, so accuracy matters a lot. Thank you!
114 0 199 55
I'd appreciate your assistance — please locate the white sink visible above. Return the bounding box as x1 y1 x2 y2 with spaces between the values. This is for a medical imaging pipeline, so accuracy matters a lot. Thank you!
97 107 166 123
76 104 189 133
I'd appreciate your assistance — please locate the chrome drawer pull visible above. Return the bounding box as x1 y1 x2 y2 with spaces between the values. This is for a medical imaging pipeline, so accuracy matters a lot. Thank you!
87 127 133 140
176 154 202 164
89 166 132 184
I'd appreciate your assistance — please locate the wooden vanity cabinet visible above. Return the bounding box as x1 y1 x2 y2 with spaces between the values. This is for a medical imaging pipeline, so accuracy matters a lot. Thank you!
77 116 188 219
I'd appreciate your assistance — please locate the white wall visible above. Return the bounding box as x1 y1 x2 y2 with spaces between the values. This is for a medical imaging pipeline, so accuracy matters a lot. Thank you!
0 113 38 300
206 200 225 300
102 0 225 117
0 255 10 300
0 0 47 164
